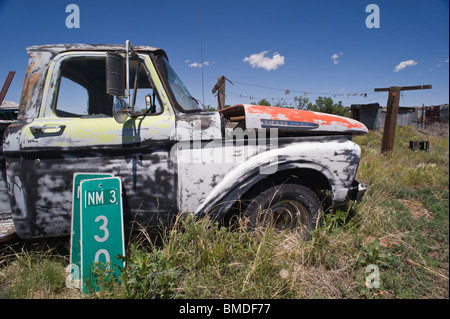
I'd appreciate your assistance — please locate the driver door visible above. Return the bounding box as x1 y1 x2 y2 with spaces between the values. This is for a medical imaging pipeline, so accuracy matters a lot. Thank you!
17 52 177 237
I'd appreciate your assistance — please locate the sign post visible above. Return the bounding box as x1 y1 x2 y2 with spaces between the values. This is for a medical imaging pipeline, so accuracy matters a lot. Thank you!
80 177 125 293
69 173 113 288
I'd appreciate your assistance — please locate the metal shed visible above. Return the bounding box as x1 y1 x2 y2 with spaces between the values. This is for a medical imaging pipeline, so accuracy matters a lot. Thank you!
350 103 426 130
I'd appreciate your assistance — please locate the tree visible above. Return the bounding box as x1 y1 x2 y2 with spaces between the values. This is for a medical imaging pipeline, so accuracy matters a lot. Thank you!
293 96 310 110
203 105 217 111
306 96 350 117
250 98 271 106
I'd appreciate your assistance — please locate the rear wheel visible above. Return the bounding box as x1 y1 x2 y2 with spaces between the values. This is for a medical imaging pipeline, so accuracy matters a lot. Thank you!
244 182 321 237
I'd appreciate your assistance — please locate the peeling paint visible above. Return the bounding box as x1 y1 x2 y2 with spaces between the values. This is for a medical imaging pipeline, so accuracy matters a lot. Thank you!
220 104 368 134
186 135 361 217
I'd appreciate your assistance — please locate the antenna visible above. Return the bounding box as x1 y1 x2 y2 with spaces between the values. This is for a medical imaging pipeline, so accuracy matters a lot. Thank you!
199 0 205 105
126 40 131 106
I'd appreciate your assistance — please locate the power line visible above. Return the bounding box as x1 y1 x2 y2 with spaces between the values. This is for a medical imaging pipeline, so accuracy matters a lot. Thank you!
217 78 432 109
230 80 286 92
226 90 384 108
229 79 383 97
227 90 381 102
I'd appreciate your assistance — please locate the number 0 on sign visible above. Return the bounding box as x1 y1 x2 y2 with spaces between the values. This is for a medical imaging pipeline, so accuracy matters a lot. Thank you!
80 177 125 293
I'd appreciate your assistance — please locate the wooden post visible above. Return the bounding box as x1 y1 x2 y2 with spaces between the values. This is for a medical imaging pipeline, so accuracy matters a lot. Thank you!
0 71 15 106
374 85 432 153
212 76 226 110
381 86 401 153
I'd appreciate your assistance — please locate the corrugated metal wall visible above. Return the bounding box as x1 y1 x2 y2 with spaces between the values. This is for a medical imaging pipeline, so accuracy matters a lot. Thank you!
350 104 442 130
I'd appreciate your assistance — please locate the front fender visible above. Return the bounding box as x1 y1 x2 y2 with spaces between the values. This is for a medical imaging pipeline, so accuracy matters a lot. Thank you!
192 136 361 218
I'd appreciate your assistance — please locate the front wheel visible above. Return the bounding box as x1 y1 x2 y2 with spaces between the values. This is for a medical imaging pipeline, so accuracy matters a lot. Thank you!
244 183 321 237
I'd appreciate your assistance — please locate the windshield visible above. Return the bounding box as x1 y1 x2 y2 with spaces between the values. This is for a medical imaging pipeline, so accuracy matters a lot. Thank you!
154 55 201 111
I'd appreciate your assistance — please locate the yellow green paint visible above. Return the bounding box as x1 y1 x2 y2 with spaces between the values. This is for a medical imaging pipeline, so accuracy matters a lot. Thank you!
26 51 175 148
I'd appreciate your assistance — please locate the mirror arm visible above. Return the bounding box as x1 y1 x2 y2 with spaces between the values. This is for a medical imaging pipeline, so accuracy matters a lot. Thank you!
126 40 131 107
151 90 156 113
131 59 141 114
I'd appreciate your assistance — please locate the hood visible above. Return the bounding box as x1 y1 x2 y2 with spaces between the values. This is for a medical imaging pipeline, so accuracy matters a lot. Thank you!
219 104 368 135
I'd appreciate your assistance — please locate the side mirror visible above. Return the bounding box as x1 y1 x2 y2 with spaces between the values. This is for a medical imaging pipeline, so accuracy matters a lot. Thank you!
113 98 129 124
106 52 125 97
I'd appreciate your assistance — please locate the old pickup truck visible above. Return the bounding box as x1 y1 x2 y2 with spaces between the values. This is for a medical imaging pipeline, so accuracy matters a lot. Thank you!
0 41 367 241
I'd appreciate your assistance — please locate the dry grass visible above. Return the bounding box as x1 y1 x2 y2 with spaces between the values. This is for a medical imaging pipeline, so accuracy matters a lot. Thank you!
1 126 448 299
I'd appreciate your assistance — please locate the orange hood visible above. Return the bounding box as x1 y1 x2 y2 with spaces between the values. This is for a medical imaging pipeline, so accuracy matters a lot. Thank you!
220 104 368 134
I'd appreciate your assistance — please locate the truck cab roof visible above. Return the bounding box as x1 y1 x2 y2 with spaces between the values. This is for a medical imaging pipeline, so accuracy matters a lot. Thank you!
27 43 168 59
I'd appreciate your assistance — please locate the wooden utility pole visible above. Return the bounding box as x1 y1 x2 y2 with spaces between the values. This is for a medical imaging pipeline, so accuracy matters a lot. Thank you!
0 71 15 106
374 85 432 153
212 76 226 110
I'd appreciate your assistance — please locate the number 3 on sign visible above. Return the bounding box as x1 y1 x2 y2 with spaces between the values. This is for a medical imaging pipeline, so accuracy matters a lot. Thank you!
94 215 109 243
110 190 116 204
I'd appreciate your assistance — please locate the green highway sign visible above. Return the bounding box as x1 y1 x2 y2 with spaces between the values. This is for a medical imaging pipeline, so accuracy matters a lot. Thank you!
69 173 113 288
80 177 125 293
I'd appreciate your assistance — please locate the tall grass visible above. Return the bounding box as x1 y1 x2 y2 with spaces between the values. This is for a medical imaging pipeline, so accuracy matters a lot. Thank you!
354 126 449 191
94 126 448 299
0 241 70 298
1 126 448 299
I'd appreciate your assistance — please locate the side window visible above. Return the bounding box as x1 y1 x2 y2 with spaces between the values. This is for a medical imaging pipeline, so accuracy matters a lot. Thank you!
55 57 113 118
54 55 163 118
56 76 89 117
129 59 163 115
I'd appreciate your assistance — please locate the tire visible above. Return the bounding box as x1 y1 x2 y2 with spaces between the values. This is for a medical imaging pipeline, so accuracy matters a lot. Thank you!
244 182 321 237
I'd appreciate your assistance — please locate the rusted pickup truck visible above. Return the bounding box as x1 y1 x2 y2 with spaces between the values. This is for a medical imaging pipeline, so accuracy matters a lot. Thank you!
0 42 367 241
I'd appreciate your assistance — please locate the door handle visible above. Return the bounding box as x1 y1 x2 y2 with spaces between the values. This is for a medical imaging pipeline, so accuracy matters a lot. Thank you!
30 124 66 135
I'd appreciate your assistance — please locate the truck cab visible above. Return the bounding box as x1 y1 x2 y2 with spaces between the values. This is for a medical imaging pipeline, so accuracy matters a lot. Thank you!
1 42 367 239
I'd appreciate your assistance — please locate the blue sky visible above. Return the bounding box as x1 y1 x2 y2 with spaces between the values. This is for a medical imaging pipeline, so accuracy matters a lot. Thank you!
0 0 448 109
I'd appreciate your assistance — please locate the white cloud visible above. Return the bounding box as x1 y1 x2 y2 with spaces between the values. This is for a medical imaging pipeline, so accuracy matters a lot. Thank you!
394 59 418 72
331 52 343 64
438 58 449 65
189 62 202 68
243 50 285 71
185 60 215 68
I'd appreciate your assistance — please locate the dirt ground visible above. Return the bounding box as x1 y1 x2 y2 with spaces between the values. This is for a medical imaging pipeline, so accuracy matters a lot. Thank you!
421 122 449 137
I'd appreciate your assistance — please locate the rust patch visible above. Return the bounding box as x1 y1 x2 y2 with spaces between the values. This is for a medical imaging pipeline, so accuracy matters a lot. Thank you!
219 104 245 118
